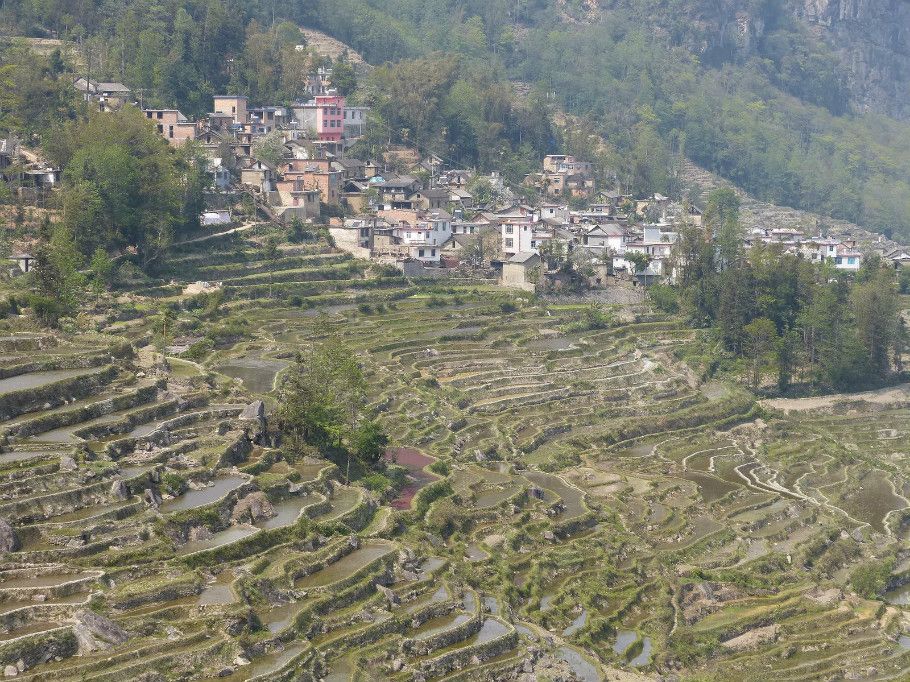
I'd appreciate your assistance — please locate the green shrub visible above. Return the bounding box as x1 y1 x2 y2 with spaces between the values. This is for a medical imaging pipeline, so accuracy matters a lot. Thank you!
27 294 68 327
428 460 451 477
360 473 392 494
160 473 187 497
648 283 679 313
851 559 894 599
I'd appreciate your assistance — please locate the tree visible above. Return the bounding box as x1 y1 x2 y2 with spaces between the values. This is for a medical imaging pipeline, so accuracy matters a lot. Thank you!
252 130 286 168
89 247 115 294
744 317 779 388
48 108 188 267
705 188 742 270
261 234 281 299
851 269 899 380
158 305 177 346
625 250 652 276
277 337 372 480
331 58 357 96
31 225 85 322
352 420 388 466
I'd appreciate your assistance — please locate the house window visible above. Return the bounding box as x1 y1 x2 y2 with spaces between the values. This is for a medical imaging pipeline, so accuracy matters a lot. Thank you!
431 249 436 256
419 249 425 257
505 239 514 248
849 257 857 265
168 126 174 138
505 226 514 235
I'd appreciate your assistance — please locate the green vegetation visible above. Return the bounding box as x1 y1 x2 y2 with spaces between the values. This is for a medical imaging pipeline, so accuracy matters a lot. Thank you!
277 336 388 481
672 190 904 392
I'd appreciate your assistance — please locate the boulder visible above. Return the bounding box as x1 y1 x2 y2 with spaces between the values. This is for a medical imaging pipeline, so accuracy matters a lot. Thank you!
0 518 19 553
143 488 162 509
73 610 131 654
188 526 214 542
3 665 16 678
59 456 78 472
376 583 400 607
231 492 274 524
110 480 129 501
240 401 266 421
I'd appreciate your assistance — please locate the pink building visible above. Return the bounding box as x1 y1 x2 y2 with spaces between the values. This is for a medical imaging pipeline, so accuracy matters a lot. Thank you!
143 110 198 147
314 94 344 142
291 92 346 143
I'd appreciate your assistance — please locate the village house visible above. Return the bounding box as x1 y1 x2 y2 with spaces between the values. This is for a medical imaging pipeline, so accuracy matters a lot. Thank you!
375 176 422 210
343 106 369 141
73 78 131 112
543 155 593 175
143 109 198 146
412 187 450 211
833 242 863 270
500 217 537 257
213 95 248 125
330 215 389 257
540 203 570 222
582 223 626 253
249 106 287 133
298 167 342 206
290 92 345 143
273 175 321 220
501 252 541 292
393 210 453 264
240 159 276 193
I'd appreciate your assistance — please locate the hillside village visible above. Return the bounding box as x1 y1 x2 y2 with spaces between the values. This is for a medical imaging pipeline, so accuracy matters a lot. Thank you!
3 9 910 682
0 62 895 295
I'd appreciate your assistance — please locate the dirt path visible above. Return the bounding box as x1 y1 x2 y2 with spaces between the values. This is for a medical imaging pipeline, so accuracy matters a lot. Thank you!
762 383 910 413
299 27 368 66
174 221 258 246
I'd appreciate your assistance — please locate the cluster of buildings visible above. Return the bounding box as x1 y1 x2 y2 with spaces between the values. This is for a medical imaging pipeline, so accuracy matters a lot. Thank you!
317 152 889 290
71 69 370 223
0 71 898 290
745 227 864 271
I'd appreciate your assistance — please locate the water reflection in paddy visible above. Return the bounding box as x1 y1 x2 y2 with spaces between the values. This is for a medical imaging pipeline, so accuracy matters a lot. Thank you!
563 608 587 636
295 542 394 589
0 368 99 395
215 358 289 394
557 646 601 682
161 475 246 513
255 497 310 530
177 526 258 556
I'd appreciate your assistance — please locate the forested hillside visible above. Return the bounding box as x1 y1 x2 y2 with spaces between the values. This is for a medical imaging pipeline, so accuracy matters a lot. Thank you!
4 0 910 239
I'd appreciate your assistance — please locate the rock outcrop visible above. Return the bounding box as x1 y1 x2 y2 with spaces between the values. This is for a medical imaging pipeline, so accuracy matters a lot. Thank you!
73 610 131 654
230 492 274 524
0 519 19 553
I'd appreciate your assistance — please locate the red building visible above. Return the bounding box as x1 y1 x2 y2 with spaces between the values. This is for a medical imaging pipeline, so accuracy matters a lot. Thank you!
314 94 344 142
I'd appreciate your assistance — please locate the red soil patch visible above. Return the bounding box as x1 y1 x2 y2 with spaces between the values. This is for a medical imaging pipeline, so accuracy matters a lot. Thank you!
383 447 440 509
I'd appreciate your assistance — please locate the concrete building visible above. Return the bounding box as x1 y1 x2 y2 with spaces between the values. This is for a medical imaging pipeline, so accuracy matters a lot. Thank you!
143 110 198 146
213 95 248 125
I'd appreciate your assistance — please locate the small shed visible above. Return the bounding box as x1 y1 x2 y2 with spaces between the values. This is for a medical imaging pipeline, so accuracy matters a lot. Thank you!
10 254 35 273
501 251 541 292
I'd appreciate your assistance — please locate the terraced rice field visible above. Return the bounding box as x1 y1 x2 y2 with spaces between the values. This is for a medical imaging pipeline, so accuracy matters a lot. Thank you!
0 228 909 681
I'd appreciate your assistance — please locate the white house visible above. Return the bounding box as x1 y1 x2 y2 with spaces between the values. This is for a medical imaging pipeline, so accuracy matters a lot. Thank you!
833 243 862 270
395 211 453 264
582 223 625 253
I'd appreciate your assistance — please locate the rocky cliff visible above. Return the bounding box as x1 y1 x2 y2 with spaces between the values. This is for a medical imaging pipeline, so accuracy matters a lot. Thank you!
795 0 910 118
592 0 910 118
